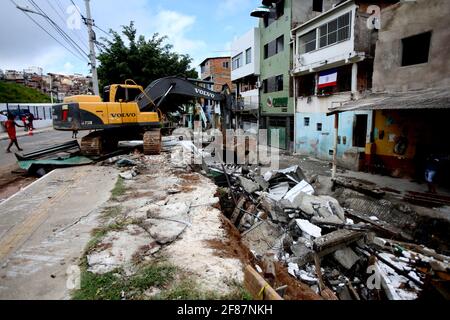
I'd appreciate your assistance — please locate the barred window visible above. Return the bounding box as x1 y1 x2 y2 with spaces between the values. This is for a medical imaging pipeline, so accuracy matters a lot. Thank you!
299 30 317 54
319 12 351 49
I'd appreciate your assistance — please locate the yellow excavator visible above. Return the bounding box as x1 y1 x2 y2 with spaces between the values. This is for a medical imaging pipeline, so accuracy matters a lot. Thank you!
52 76 232 156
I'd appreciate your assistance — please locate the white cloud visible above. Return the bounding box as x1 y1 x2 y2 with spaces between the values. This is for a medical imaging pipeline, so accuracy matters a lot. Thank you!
151 10 206 54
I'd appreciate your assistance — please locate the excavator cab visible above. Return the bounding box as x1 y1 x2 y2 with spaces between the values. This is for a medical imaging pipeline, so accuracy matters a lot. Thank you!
103 82 144 103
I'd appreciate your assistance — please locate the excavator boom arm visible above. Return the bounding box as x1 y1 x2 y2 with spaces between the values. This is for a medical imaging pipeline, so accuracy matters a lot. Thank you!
136 76 227 111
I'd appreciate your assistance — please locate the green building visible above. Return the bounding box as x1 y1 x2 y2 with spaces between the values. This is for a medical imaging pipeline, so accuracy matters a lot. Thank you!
252 0 294 150
251 0 343 150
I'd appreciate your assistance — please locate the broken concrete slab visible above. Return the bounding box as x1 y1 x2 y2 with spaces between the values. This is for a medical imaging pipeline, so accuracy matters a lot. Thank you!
253 175 270 191
333 247 360 270
242 221 284 257
143 202 191 245
238 176 260 194
284 180 315 202
290 243 314 267
289 193 345 222
296 219 322 238
313 229 364 257
268 182 290 201
87 224 159 275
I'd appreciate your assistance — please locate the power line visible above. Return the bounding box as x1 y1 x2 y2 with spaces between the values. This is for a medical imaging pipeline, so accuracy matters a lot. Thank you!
9 0 88 63
93 24 111 38
45 0 89 52
27 0 89 59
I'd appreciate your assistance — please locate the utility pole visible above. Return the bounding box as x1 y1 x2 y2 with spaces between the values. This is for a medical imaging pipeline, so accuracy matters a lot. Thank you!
84 0 99 96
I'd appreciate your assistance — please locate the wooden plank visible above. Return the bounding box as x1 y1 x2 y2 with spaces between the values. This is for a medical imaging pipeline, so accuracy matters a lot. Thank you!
244 265 283 301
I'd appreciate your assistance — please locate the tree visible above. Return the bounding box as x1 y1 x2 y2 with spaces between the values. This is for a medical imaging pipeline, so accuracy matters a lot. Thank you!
97 22 198 90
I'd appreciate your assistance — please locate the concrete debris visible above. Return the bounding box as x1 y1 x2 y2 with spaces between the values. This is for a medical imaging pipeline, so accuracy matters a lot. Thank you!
119 169 138 180
199 158 450 300
333 248 360 270
284 180 315 202
142 202 191 245
268 182 290 201
238 176 260 194
296 219 322 238
242 221 284 257
87 224 159 275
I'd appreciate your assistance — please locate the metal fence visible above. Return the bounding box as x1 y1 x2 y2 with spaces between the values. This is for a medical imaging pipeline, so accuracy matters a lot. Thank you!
0 103 53 120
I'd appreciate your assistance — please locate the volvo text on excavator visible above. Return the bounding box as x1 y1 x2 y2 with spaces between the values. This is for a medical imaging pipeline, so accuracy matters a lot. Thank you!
52 76 233 156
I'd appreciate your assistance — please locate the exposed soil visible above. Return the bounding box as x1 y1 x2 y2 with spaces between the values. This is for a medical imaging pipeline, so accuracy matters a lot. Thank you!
0 164 36 201
207 216 254 266
272 262 322 300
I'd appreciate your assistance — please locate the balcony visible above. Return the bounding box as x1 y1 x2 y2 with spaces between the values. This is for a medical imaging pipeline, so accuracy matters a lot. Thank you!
236 89 259 112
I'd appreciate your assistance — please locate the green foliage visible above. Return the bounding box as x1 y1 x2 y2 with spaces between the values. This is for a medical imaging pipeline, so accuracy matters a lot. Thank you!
0 81 51 103
72 263 177 300
97 22 198 89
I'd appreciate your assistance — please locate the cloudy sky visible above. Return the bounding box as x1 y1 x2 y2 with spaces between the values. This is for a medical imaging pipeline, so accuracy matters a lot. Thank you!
0 0 260 76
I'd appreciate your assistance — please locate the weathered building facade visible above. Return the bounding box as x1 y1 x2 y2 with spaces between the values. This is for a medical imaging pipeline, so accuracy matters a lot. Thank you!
252 0 344 150
331 0 450 184
292 0 381 170
231 27 261 132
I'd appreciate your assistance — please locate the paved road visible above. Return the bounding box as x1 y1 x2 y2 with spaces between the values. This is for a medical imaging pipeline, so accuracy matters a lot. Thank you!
0 165 118 299
0 129 87 168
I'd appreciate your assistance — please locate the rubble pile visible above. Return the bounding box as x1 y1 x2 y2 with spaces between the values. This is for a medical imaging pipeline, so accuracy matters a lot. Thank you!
206 163 450 300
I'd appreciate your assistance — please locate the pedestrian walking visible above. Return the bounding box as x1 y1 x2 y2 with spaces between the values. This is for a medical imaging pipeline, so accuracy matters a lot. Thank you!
27 113 35 130
5 114 24 153
21 115 28 132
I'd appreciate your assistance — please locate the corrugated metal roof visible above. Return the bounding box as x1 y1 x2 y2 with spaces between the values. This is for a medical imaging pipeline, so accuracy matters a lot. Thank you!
327 88 450 115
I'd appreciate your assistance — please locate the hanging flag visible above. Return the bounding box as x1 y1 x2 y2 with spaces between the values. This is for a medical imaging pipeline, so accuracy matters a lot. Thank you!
318 69 338 89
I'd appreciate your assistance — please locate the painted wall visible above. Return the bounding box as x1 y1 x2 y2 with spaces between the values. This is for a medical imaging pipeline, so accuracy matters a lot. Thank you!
231 28 260 81
293 3 357 73
373 0 450 92
259 0 293 116
295 108 372 169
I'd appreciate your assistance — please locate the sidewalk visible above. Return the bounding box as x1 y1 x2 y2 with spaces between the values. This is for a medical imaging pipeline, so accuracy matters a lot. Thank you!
0 126 54 141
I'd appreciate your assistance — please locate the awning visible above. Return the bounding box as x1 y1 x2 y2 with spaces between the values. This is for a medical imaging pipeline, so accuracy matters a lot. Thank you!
327 88 450 115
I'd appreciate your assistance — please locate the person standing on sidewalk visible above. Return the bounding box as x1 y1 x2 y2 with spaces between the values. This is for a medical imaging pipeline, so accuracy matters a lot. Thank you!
5 114 24 153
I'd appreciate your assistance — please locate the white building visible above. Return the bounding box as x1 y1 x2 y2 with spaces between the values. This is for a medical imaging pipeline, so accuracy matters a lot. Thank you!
291 0 378 170
230 27 261 131
23 66 43 76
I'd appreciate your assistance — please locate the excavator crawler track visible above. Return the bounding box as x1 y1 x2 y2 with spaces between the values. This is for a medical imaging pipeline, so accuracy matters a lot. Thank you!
143 129 162 155
81 135 103 156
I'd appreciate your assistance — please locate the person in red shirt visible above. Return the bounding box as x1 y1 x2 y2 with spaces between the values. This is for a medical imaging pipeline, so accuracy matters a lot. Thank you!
5 114 24 153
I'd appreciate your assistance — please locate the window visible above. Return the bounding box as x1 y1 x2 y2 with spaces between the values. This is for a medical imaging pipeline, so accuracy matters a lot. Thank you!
232 53 243 70
298 73 316 96
317 123 322 131
276 35 284 54
245 48 252 64
276 75 284 91
304 117 310 127
223 61 229 69
313 0 323 12
402 32 432 66
263 75 284 93
299 30 317 54
264 35 284 59
319 12 351 49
